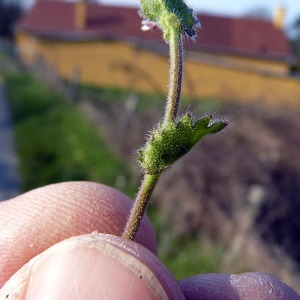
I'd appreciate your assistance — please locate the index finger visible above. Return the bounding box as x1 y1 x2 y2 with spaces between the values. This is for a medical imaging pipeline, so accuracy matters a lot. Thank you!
0 181 157 287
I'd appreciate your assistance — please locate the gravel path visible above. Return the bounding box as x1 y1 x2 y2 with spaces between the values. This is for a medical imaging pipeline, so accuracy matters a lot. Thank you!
0 77 20 201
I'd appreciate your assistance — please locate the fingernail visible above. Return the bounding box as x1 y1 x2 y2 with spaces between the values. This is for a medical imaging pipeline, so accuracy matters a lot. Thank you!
1 234 169 300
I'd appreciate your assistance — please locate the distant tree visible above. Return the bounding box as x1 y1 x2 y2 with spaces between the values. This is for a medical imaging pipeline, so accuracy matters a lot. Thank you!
292 16 300 39
290 16 300 75
0 0 23 38
294 17 300 28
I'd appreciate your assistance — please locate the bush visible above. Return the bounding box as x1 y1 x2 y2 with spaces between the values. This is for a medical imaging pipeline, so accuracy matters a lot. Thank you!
4 72 136 196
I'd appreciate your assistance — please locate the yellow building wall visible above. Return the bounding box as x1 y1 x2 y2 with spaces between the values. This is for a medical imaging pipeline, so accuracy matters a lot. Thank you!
216 53 288 75
185 60 300 106
16 31 300 107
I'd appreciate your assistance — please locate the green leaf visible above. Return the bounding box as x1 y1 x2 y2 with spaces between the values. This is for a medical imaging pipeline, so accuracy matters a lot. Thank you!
139 0 200 42
138 114 228 174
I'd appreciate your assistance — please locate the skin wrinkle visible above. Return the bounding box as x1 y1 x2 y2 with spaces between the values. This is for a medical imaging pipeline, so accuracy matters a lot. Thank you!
69 184 126 235
179 273 240 299
0 182 157 288
1 203 48 259
230 273 294 299
262 274 283 299
92 234 184 299
50 184 111 234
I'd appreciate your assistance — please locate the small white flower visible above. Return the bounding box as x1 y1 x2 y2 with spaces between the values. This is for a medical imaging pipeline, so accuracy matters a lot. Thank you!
141 20 158 31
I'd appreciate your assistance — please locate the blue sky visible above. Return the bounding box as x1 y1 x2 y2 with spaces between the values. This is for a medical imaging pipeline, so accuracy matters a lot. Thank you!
23 0 300 29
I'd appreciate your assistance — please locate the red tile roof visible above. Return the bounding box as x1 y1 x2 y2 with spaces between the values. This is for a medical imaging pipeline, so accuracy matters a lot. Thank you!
16 0 291 61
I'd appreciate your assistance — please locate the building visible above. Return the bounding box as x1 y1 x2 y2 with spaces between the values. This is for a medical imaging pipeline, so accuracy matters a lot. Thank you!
15 0 300 105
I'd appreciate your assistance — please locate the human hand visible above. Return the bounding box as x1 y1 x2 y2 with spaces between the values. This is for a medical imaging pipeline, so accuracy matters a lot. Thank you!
0 182 299 299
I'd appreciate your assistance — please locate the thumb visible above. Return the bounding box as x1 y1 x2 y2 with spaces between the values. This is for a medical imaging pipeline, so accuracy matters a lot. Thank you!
1 233 184 300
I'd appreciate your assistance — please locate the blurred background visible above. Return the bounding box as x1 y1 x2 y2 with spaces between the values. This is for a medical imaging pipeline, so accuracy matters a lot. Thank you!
1 0 300 294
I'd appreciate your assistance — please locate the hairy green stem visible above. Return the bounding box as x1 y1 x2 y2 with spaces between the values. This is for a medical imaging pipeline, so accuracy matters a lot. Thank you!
123 31 183 241
163 31 183 125
123 173 160 240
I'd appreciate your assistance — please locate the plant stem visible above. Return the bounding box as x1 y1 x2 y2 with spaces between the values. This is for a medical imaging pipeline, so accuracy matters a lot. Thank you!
123 173 160 240
163 31 183 125
123 31 183 241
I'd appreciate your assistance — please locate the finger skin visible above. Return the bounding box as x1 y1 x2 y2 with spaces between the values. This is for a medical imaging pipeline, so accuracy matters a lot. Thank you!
179 273 300 300
0 182 157 287
1 234 184 300
2 182 299 300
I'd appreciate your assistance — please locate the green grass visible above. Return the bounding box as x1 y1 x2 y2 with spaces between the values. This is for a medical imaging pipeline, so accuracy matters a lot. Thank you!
4 72 136 196
147 206 224 278
159 237 224 279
